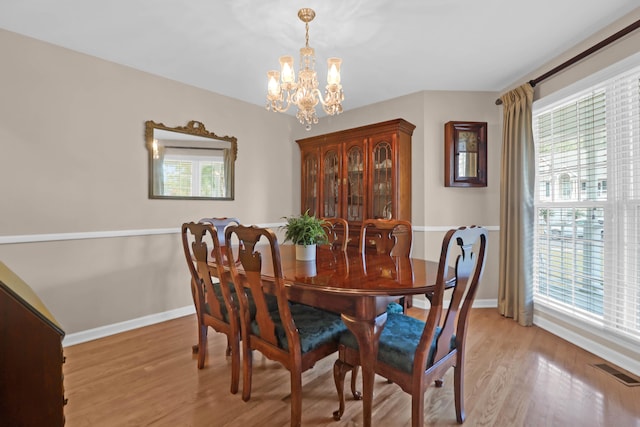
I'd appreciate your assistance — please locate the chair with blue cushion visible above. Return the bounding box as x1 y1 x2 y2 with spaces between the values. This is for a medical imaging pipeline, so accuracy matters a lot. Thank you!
333 225 488 425
360 218 413 311
225 224 347 427
181 222 241 394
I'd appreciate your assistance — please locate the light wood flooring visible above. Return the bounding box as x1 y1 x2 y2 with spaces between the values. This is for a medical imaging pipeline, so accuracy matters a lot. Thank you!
62 308 640 426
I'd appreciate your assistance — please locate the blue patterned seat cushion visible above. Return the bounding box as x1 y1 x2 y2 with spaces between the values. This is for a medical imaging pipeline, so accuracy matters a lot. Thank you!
205 282 278 322
251 304 347 353
386 302 404 314
339 312 455 373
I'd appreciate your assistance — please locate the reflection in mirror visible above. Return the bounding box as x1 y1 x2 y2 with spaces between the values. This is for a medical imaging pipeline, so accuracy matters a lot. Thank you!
145 120 237 200
456 131 478 178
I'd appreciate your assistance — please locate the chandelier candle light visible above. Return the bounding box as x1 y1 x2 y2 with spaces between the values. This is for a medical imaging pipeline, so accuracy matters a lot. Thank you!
266 8 344 130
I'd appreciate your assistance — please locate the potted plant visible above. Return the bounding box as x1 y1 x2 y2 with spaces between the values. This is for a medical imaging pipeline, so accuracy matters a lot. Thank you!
281 210 328 260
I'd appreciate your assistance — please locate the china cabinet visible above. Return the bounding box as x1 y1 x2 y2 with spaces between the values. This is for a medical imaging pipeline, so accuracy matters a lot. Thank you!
297 118 415 243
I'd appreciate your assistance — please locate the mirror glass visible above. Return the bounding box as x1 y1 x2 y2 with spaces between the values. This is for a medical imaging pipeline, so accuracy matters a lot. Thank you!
456 131 478 178
145 120 237 200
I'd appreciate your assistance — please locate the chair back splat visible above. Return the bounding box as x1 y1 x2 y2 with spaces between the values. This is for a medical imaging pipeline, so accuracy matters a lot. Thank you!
333 225 488 426
360 218 413 311
320 217 349 251
225 225 347 427
198 217 241 268
180 222 240 394
359 218 412 256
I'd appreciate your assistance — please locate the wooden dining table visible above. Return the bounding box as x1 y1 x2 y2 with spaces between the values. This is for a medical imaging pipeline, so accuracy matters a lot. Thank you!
221 244 452 427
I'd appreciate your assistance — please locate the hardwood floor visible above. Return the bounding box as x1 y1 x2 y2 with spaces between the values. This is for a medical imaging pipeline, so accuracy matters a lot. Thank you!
63 308 640 426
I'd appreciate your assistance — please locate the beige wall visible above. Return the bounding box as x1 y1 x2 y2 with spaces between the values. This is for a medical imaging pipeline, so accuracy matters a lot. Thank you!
0 29 296 333
502 7 640 102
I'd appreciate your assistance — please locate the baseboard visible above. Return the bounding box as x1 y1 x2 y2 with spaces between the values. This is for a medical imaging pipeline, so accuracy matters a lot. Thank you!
412 298 497 310
62 305 195 347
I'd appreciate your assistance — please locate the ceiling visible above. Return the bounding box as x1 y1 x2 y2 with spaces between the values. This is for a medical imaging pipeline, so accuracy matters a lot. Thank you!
1 1 638 113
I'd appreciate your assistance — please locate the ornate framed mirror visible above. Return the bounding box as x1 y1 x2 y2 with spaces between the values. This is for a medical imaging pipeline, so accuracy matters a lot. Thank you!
145 120 237 200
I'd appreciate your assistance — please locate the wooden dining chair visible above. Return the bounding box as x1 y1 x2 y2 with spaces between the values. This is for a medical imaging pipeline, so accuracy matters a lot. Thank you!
321 217 349 251
360 218 413 310
333 225 488 426
225 225 347 427
181 222 241 394
198 217 241 268
359 218 412 256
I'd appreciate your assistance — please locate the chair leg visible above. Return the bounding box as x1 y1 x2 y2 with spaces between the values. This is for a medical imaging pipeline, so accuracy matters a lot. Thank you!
332 359 352 421
197 324 208 369
454 363 465 423
229 335 240 395
241 346 252 402
411 391 425 427
333 359 361 420
350 365 362 400
290 368 303 427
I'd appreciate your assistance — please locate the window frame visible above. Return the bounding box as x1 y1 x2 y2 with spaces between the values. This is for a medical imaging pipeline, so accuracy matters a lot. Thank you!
532 52 640 359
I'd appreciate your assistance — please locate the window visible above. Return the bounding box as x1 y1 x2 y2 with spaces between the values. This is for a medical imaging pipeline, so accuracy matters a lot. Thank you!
544 181 551 198
533 61 640 346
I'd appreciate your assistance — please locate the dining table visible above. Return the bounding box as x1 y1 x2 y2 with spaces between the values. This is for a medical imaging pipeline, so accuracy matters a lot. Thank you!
220 244 453 427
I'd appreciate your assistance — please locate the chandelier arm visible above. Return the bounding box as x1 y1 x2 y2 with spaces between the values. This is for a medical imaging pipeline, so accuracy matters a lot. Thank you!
311 88 327 107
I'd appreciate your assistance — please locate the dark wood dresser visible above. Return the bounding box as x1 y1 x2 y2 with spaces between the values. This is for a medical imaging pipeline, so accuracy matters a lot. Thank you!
0 261 66 426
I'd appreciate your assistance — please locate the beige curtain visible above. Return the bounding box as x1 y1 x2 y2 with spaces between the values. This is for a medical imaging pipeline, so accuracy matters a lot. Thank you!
153 145 165 196
498 83 535 326
223 148 234 197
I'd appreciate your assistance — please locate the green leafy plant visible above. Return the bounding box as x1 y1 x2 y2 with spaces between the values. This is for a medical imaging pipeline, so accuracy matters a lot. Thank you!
281 210 328 246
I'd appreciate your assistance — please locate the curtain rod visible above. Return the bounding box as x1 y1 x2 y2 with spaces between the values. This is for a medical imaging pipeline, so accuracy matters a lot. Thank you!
495 17 640 105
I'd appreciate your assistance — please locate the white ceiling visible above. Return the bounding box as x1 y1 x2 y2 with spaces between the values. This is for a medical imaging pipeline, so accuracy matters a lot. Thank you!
1 1 638 113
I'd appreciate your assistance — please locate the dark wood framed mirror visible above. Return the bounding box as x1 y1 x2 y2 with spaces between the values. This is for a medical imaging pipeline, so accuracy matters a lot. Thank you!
444 121 487 187
145 120 237 200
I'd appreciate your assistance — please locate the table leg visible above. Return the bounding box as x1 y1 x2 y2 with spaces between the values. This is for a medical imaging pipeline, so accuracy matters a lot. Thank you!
341 311 387 427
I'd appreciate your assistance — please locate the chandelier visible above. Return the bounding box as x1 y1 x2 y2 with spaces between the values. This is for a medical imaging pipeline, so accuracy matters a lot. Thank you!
266 8 344 130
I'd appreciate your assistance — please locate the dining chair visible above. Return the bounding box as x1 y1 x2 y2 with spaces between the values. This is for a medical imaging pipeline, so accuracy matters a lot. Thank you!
359 218 413 311
225 225 347 427
333 225 488 426
181 222 241 394
198 217 241 268
358 218 413 257
321 217 349 251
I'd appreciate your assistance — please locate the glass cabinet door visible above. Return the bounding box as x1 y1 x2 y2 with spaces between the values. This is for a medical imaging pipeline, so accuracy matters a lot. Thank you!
301 151 319 215
322 149 340 218
371 139 393 219
345 144 364 222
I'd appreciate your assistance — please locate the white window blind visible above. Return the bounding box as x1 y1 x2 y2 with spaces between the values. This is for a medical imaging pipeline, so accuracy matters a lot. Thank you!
533 63 640 346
